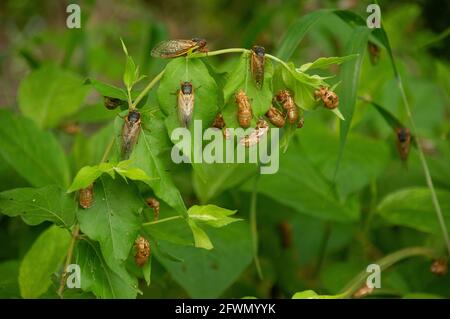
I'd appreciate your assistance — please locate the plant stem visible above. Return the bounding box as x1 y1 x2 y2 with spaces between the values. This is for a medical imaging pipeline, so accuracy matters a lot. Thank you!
250 175 263 279
57 224 80 298
131 69 165 109
339 246 436 298
142 215 182 227
266 53 291 70
396 79 450 256
189 48 249 58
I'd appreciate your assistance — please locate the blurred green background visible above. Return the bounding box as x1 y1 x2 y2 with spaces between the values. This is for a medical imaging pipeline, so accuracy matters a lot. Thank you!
0 0 449 299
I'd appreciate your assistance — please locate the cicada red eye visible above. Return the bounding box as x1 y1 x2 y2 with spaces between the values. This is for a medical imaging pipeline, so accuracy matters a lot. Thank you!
235 90 253 128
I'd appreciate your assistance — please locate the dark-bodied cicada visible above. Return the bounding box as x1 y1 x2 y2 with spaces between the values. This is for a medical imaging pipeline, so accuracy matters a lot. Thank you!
79 184 94 209
235 90 253 128
178 81 195 127
121 109 141 159
395 127 411 161
104 96 124 110
275 90 299 124
151 38 207 58
250 45 265 89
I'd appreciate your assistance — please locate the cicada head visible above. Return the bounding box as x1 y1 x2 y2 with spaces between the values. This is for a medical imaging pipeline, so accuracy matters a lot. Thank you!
192 38 207 49
181 81 193 95
127 109 141 124
252 45 265 57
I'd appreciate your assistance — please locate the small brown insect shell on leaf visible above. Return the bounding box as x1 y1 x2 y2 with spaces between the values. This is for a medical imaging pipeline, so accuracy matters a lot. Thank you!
395 127 411 161
430 258 448 276
352 284 374 298
314 86 339 109
275 90 299 124
146 197 160 221
297 117 305 129
235 90 253 128
265 105 285 128
79 184 94 209
134 236 151 267
211 112 225 129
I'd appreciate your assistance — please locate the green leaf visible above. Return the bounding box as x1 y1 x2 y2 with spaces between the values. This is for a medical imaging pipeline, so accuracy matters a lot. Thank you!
0 110 71 188
143 216 193 246
67 160 154 192
276 9 330 61
124 56 137 90
142 254 152 286
188 219 213 250
297 55 358 72
188 204 241 228
156 221 252 298
292 290 338 299
19 225 71 298
241 141 359 222
377 188 450 236
75 239 139 299
84 78 128 100
18 64 88 128
0 185 76 228
193 163 258 203
222 53 274 125
128 111 187 216
77 176 143 269
0 260 20 298
335 26 371 177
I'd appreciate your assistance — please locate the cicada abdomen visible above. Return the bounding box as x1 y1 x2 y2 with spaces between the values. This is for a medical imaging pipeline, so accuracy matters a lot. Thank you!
395 127 411 161
134 236 150 267
121 109 141 159
251 45 265 89
275 90 298 124
146 197 160 221
235 90 253 128
265 105 285 127
314 86 339 109
240 118 269 148
79 184 94 209
151 38 207 58
178 82 195 127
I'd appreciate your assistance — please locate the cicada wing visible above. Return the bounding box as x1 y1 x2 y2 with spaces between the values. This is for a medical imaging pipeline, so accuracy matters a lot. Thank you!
177 93 195 127
151 39 197 58
121 121 141 159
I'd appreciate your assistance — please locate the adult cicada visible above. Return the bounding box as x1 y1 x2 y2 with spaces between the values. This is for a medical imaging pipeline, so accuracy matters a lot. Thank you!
250 45 265 89
178 81 195 127
151 38 207 58
121 109 141 159
395 127 411 161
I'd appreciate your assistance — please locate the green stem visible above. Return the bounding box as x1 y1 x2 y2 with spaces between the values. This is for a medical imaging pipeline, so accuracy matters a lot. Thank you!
142 215 182 227
189 48 249 58
339 246 436 298
131 69 165 109
396 79 450 256
250 175 263 279
266 53 291 71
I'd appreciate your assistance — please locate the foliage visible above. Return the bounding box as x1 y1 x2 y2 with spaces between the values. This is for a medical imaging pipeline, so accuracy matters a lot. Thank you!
0 0 449 300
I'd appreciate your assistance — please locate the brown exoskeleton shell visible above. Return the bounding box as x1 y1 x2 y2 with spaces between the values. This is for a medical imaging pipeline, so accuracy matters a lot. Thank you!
79 184 94 209
265 105 285 128
134 236 151 267
315 86 339 109
235 90 253 128
275 90 298 124
146 197 160 221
